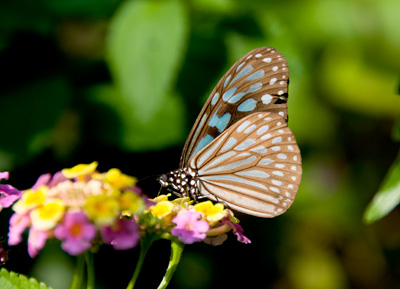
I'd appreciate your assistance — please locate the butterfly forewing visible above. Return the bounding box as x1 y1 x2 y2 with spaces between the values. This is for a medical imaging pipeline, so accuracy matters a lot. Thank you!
189 112 301 218
180 47 290 167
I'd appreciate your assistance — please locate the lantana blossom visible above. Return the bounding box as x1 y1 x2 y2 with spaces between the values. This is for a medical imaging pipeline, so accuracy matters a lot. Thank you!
54 211 96 256
171 211 209 244
0 172 22 211
4 163 148 257
100 218 140 250
2 163 251 260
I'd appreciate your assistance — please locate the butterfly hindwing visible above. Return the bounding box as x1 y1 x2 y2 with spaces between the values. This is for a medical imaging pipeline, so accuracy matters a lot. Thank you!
188 112 301 218
180 47 290 167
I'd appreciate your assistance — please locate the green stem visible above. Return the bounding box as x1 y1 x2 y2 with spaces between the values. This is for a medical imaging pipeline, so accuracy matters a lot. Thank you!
85 251 95 289
157 241 185 289
126 236 154 289
69 254 85 289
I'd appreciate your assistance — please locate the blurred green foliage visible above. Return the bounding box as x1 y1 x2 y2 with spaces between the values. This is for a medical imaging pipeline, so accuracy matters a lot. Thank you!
1 0 400 288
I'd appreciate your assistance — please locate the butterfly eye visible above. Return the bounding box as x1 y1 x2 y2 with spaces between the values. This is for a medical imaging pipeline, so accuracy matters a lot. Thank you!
159 47 301 218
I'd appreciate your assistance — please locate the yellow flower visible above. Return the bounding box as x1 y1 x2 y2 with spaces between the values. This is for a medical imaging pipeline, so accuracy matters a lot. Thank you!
119 191 145 215
103 168 137 189
172 197 192 208
84 194 119 226
150 201 174 218
194 201 227 224
30 199 65 231
62 162 98 179
13 187 48 214
151 194 170 203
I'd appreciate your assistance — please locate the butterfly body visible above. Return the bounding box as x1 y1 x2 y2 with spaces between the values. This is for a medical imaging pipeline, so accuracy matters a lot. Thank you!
159 47 302 218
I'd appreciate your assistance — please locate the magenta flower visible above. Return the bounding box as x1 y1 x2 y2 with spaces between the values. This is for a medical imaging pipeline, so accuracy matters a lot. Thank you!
28 227 48 258
31 173 51 190
8 213 31 245
100 219 140 250
0 172 9 180
54 211 96 256
0 172 22 210
171 211 209 244
222 217 251 244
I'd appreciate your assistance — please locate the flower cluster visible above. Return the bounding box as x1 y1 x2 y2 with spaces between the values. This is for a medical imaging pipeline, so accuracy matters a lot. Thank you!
147 194 251 245
1 162 250 260
6 162 147 257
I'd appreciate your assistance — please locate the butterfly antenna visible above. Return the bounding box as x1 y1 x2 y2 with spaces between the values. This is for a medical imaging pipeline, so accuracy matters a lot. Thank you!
137 174 159 184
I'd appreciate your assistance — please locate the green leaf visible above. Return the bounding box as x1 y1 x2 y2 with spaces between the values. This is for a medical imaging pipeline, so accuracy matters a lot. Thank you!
107 0 188 124
393 117 400 142
104 0 188 151
364 150 400 224
0 268 53 289
89 84 186 151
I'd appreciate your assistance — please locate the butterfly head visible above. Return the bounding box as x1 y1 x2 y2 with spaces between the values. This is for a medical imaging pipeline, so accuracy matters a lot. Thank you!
157 168 199 199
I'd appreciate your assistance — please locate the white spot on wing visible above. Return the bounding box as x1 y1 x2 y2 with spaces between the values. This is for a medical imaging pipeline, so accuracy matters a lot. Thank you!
270 78 277 85
273 171 284 177
277 154 287 159
262 94 273 104
270 187 280 193
263 57 271 63
272 180 282 186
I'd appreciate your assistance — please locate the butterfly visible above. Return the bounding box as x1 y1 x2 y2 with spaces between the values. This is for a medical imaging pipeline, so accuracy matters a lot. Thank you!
158 47 302 218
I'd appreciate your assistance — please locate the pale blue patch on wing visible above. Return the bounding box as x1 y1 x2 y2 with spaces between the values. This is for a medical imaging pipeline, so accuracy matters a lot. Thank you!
211 93 220 105
236 170 271 178
248 82 262 92
238 99 257 112
259 158 274 165
235 138 256 151
202 174 267 190
223 75 232 88
236 62 246 72
191 134 214 160
185 113 208 163
232 64 253 83
200 151 236 171
222 88 237 101
246 70 264 81
228 92 247 104
220 137 237 153
200 155 257 174
198 134 227 167
208 112 231 133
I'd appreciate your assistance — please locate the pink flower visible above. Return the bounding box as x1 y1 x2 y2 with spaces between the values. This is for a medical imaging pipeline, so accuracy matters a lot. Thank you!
31 173 51 190
0 172 22 210
171 211 209 244
54 211 96 256
28 227 48 258
100 219 140 250
222 217 251 244
0 172 9 180
8 213 31 245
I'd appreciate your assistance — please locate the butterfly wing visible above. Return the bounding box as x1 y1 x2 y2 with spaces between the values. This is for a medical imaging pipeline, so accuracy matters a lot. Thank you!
188 112 301 218
180 47 289 168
